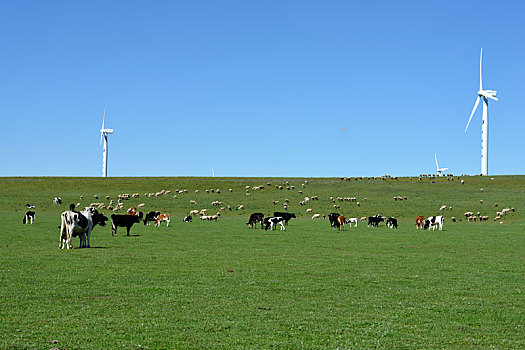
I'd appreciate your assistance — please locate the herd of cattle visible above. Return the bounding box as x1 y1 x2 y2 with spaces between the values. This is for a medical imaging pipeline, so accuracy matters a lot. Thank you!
21 189 458 249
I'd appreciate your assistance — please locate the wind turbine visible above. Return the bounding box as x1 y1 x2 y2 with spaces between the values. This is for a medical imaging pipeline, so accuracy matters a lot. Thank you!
465 47 498 176
435 154 448 176
100 103 114 177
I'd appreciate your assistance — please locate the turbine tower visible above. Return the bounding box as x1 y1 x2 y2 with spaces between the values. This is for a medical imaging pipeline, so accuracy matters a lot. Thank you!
100 104 114 177
435 154 448 176
465 47 498 176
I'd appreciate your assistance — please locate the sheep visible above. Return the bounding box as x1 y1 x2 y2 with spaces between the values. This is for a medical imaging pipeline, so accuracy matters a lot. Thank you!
311 214 321 219
439 205 447 211
306 209 313 213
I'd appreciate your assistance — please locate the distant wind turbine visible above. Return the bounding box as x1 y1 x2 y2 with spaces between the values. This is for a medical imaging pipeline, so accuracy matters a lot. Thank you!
435 154 448 176
100 103 114 177
465 47 498 176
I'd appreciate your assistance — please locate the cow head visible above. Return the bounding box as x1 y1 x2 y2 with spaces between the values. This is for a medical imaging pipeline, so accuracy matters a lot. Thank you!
93 212 109 227
424 220 430 230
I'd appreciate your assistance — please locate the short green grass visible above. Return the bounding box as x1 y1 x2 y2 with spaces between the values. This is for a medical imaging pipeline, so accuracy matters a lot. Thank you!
0 176 523 349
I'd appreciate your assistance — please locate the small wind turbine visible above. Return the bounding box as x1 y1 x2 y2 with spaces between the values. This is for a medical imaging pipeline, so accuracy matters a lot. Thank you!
100 103 114 177
465 47 498 176
435 154 448 176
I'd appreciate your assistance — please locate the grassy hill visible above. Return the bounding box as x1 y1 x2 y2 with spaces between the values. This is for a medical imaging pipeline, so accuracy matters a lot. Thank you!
0 176 523 349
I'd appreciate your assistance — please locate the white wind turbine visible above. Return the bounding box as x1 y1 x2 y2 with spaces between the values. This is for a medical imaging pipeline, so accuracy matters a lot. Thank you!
435 154 448 176
100 103 114 177
465 47 498 176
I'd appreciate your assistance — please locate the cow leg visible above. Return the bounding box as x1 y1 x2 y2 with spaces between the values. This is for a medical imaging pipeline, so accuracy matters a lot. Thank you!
127 226 131 236
86 231 91 248
280 222 285 231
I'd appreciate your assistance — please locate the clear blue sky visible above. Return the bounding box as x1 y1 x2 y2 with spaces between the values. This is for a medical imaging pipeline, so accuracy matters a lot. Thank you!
1 1 524 177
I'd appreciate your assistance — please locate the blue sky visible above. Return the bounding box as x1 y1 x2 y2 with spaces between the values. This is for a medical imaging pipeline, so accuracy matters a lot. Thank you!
1 1 524 177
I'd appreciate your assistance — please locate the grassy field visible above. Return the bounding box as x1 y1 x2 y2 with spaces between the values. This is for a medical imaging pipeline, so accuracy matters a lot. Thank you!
0 176 523 349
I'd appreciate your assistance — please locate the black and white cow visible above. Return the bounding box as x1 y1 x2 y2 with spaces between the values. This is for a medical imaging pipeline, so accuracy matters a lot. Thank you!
424 215 444 231
263 217 286 231
53 197 62 205
183 215 193 222
328 213 340 228
23 211 35 224
143 211 160 225
59 207 108 249
386 217 398 229
111 212 143 236
247 213 264 229
26 204 35 209
273 212 296 226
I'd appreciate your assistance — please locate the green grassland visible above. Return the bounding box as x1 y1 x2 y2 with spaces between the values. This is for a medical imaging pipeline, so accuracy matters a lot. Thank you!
0 176 524 349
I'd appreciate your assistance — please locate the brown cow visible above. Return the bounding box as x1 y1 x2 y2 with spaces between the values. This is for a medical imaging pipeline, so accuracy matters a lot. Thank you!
416 216 425 229
337 215 346 231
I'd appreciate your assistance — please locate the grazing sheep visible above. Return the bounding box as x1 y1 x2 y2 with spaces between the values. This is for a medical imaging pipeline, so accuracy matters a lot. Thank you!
311 214 321 219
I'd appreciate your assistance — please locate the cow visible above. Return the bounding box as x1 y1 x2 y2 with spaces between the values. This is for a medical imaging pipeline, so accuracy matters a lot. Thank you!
53 197 62 205
416 216 425 229
154 213 170 227
368 215 385 227
386 217 398 229
143 211 160 225
263 217 285 231
424 215 444 231
111 212 143 236
59 207 108 249
345 217 358 227
183 215 192 222
273 212 296 226
127 207 139 215
23 211 35 224
247 213 265 229
328 213 340 228
336 215 345 231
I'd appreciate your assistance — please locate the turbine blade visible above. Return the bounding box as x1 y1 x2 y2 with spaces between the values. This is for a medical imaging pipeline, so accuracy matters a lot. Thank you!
435 154 439 170
479 47 483 91
100 103 107 146
465 96 480 133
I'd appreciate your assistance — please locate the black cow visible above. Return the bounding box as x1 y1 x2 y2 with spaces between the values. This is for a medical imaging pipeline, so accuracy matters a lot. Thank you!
143 211 160 225
368 215 385 227
183 215 193 222
386 217 398 229
23 211 35 224
111 212 143 236
328 213 340 228
273 212 296 226
247 213 264 229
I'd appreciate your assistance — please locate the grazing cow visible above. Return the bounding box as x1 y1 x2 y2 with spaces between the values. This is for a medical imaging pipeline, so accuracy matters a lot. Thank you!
247 213 265 229
273 212 296 226
336 215 345 231
154 213 170 227
346 217 358 227
368 215 385 227
424 215 444 231
23 211 35 224
416 216 425 229
59 207 108 249
328 213 340 228
386 217 398 229
143 211 160 225
183 215 192 222
53 197 62 205
263 217 285 231
111 212 143 236
26 204 35 209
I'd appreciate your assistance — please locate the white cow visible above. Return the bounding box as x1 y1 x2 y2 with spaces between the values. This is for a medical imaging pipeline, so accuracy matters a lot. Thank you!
346 217 358 227
59 207 108 249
